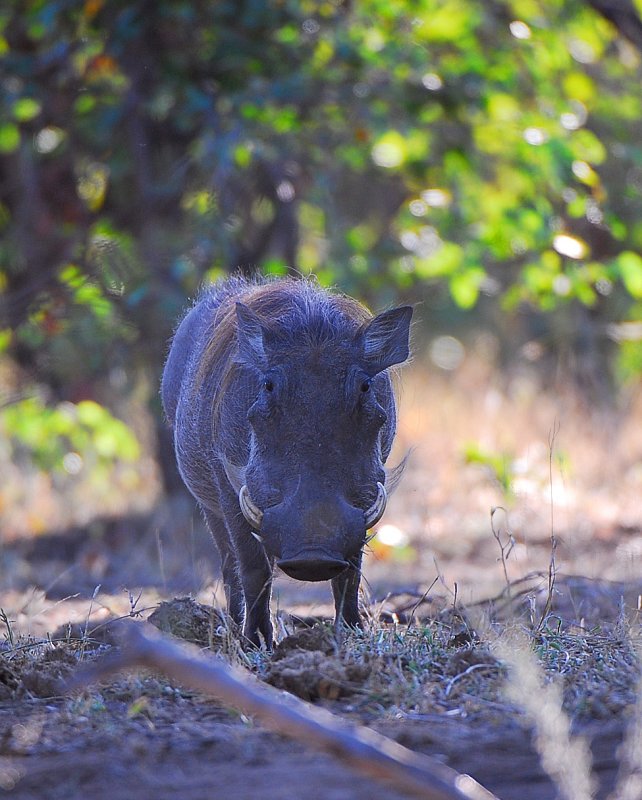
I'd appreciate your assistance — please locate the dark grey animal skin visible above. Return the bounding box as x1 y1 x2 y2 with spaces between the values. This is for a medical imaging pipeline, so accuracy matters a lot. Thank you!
161 276 412 647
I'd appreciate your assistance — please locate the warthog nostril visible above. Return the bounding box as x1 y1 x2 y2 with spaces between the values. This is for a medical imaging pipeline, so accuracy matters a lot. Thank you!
277 557 349 582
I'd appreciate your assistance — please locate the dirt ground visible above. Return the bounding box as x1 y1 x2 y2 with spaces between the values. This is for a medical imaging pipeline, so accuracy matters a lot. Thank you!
0 699 628 800
0 577 638 800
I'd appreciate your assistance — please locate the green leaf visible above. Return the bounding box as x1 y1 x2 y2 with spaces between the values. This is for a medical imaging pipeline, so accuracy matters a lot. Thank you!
76 400 106 427
0 329 11 353
415 242 464 278
13 98 41 122
371 131 407 169
463 443 514 495
263 258 288 275
563 72 595 103
74 94 97 114
616 252 642 298
233 144 252 168
570 130 606 165
346 223 377 251
415 2 476 42
449 268 485 309
0 124 20 154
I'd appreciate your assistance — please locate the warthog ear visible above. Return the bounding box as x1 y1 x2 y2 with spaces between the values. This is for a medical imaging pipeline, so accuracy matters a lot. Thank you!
359 306 413 376
235 302 269 370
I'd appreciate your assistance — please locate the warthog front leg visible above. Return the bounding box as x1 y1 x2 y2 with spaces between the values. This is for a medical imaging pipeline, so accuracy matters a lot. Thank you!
219 482 274 648
202 507 244 627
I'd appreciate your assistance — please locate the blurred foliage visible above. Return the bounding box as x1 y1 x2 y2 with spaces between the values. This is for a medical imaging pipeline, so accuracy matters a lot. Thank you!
464 443 516 500
1 397 140 472
2 0 642 476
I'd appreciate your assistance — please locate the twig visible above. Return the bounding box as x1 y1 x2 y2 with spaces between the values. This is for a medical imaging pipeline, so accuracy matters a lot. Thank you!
405 576 440 630
80 585 101 661
126 588 144 617
0 608 15 648
444 663 498 698
490 506 515 598
155 529 166 592
65 622 499 800
538 420 560 631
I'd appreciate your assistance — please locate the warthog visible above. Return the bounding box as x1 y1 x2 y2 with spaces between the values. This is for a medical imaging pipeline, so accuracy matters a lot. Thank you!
161 276 412 646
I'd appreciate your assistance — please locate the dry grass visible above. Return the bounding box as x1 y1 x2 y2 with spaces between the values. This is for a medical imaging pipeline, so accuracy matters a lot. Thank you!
0 592 637 717
497 631 596 800
0 576 638 800
610 637 642 800
374 355 642 603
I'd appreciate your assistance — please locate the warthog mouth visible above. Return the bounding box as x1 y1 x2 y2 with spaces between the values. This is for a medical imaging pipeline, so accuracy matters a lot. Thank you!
238 482 388 531
276 554 350 582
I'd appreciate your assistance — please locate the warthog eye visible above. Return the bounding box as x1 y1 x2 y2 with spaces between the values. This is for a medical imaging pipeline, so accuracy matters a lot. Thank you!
263 378 274 392
360 379 371 393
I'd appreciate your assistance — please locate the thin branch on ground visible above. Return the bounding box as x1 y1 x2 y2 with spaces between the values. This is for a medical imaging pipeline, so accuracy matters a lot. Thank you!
65 621 499 800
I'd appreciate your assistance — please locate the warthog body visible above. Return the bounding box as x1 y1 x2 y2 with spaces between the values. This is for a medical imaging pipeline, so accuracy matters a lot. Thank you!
162 276 412 646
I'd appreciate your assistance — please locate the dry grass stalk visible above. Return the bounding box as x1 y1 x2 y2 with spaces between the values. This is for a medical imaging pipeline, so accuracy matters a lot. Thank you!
496 631 595 800
610 637 642 800
537 421 560 631
66 621 498 800
490 506 514 597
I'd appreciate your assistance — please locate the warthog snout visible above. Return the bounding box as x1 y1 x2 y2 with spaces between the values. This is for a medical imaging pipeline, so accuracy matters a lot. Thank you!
257 491 367 574
239 481 388 531
277 552 350 582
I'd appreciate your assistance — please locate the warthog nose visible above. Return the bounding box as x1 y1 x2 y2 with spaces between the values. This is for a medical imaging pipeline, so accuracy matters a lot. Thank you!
277 556 349 582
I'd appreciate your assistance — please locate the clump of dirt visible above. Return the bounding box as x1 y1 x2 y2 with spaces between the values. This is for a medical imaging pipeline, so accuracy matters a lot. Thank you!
446 646 500 675
266 650 370 701
271 625 338 660
0 643 80 700
19 647 78 697
51 618 123 646
0 661 21 700
438 607 479 647
147 597 228 647
266 625 370 701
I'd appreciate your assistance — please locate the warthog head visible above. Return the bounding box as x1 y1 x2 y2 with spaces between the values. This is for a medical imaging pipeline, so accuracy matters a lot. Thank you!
234 300 412 582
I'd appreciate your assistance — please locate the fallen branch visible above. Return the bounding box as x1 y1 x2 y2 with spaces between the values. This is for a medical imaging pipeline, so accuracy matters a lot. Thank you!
66 622 499 800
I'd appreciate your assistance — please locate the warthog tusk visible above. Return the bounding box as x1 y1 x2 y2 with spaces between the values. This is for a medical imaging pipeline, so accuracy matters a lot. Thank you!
364 482 387 528
251 531 264 544
239 484 264 529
